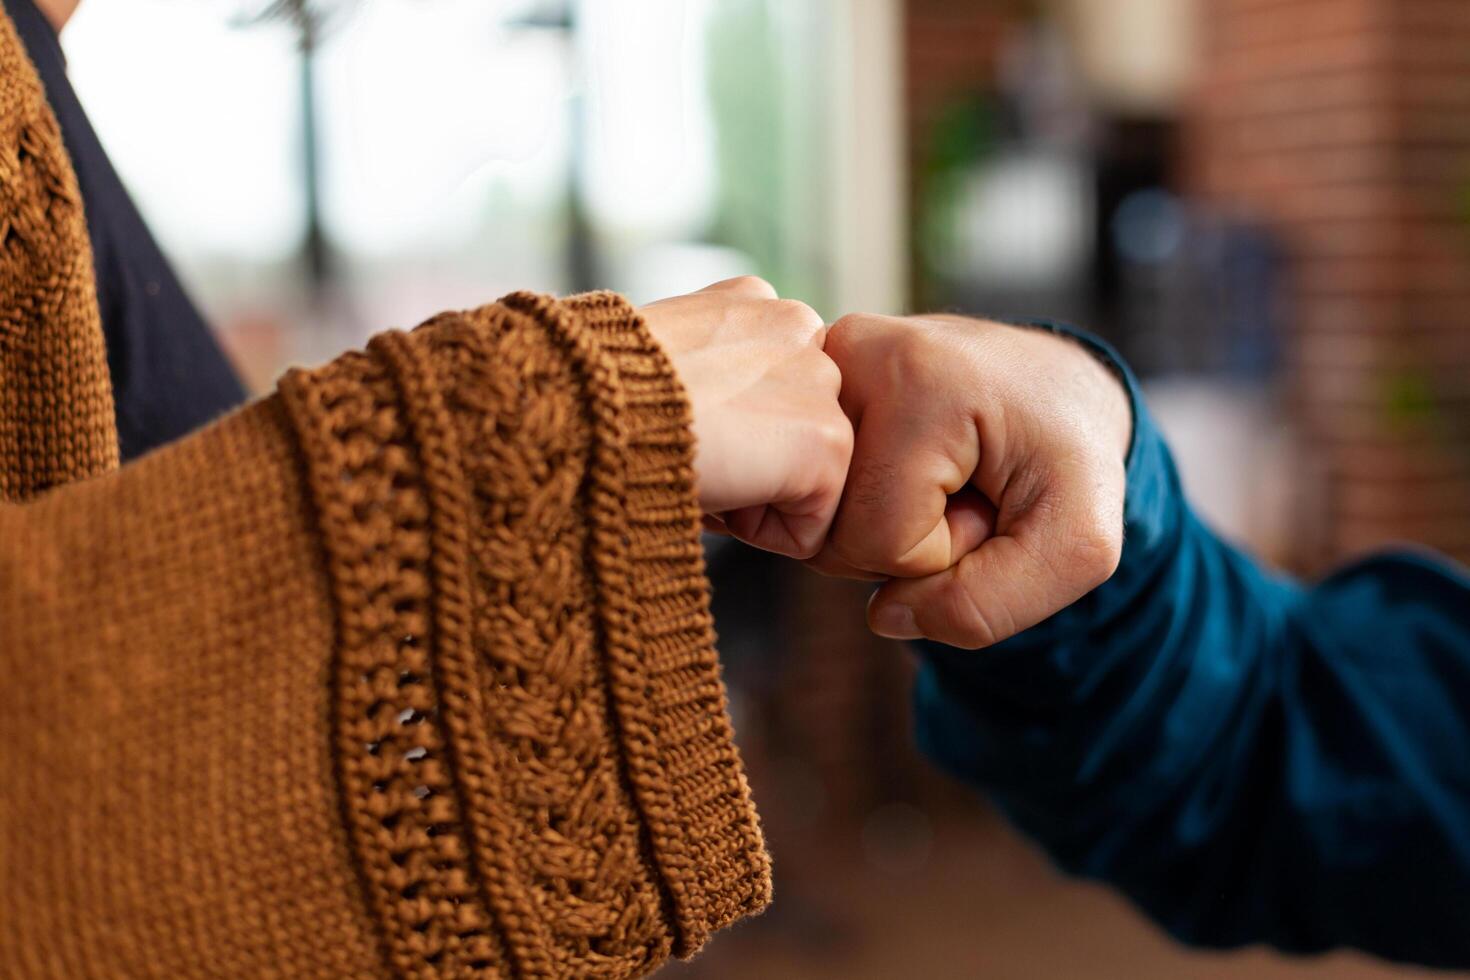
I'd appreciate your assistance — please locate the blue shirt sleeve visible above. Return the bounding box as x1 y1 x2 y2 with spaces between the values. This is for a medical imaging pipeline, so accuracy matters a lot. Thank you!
913 324 1470 969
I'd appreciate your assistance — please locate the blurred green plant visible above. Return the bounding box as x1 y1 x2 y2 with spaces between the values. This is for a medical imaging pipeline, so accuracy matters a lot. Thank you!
1379 169 1470 450
705 0 829 312
1381 368 1438 430
914 95 997 310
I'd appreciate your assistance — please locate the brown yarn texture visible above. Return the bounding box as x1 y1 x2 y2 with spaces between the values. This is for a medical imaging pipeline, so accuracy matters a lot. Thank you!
0 4 117 499
0 9 771 978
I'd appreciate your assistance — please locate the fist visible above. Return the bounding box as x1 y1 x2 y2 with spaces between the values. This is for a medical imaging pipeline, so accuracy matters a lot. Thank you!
639 277 853 559
813 313 1131 648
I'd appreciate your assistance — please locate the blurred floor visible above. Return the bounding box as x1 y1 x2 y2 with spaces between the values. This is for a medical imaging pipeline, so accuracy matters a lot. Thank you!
668 811 1457 980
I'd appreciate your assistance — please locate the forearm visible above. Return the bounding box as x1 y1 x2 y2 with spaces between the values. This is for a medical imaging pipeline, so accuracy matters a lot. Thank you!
0 393 378 976
0 293 771 978
914 326 1470 967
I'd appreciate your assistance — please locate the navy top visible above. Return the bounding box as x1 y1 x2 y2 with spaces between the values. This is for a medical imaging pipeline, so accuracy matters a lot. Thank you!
8 0 247 459
916 325 1470 968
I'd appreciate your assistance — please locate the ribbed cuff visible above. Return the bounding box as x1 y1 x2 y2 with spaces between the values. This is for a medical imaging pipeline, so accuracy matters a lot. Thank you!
522 291 773 955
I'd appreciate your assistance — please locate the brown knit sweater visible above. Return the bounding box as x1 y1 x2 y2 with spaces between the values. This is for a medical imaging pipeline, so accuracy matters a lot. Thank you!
0 10 770 978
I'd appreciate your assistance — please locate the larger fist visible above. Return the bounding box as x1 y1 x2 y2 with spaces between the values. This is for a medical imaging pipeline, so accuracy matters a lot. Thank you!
639 277 853 560
813 313 1131 648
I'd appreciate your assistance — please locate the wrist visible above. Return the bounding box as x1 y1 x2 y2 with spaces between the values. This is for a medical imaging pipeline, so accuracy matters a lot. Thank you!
1020 319 1135 465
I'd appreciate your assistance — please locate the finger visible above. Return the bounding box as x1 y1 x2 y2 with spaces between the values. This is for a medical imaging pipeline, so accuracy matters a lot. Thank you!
803 548 889 581
807 487 995 581
727 352 849 559
937 488 998 563
827 402 978 578
723 427 849 559
866 476 1123 648
698 275 778 300
724 424 850 560
724 503 830 560
702 514 732 536
724 505 789 556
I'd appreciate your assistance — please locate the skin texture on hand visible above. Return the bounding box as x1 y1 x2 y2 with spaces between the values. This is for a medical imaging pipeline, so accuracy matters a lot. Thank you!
638 277 853 560
812 313 1132 649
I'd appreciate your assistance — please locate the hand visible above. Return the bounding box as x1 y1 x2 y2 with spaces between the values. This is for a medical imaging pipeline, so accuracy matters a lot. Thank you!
812 313 1131 648
639 277 852 559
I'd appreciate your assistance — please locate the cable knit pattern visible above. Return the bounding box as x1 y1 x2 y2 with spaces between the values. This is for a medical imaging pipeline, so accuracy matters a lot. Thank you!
0 5 770 974
273 293 770 978
0 7 117 502
522 292 773 949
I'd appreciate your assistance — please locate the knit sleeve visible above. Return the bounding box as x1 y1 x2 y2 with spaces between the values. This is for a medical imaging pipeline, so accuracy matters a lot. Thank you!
0 292 771 979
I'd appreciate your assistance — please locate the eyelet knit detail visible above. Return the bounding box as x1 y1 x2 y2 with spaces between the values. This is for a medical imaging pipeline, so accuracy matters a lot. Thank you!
280 351 507 978
280 293 769 978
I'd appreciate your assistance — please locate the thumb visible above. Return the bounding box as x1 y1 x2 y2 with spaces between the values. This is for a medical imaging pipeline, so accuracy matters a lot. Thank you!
866 474 1123 648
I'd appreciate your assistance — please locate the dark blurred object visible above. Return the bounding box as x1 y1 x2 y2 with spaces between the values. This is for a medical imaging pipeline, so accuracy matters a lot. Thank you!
911 15 1290 380
1115 205 1283 378
247 0 334 287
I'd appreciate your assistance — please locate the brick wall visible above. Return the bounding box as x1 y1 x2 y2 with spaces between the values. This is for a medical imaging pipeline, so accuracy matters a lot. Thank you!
904 0 1016 308
1189 0 1470 567
905 0 1011 146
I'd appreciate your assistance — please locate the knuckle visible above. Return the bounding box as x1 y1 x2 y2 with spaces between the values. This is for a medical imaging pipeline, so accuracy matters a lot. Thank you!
890 323 934 371
769 519 821 565
808 349 844 392
731 274 777 298
773 299 825 339
825 313 870 349
819 413 855 468
785 533 825 562
829 312 868 332
1070 509 1124 591
804 424 852 504
844 321 934 397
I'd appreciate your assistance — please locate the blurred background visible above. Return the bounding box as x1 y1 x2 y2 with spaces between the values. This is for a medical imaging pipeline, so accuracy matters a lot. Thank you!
61 0 1469 976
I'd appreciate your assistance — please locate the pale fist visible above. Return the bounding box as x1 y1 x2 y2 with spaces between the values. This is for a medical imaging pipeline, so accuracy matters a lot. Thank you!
639 277 852 559
813 314 1131 649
